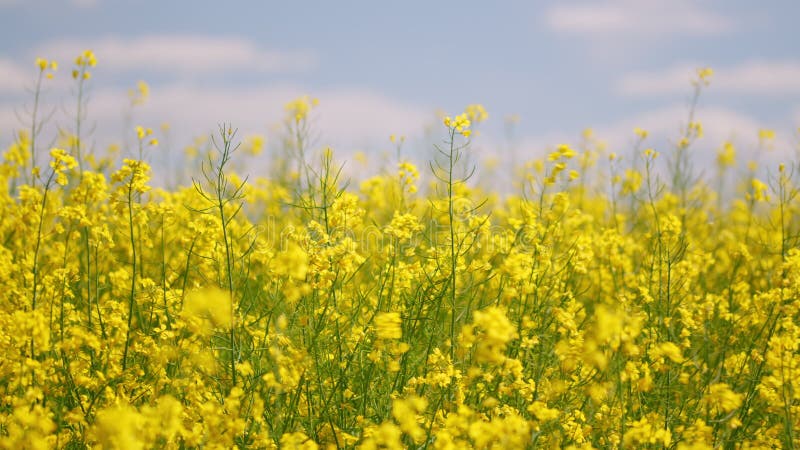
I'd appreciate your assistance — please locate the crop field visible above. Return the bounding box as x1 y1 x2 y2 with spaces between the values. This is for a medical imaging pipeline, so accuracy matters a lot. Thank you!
1 52 799 449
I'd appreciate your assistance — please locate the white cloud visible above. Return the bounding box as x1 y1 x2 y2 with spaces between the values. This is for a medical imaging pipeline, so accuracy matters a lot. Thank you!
0 82 431 154
545 0 733 37
601 105 763 147
0 107 18 138
70 0 98 7
0 58 33 93
613 106 797 171
0 0 99 7
314 90 432 146
619 61 800 96
0 82 432 186
129 85 429 149
511 105 791 173
33 35 317 74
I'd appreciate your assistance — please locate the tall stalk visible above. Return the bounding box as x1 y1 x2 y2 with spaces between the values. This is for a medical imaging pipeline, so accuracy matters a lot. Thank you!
192 125 248 389
120 128 154 370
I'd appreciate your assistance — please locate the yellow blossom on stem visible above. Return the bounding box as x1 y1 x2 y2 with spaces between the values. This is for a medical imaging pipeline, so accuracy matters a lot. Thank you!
374 312 402 340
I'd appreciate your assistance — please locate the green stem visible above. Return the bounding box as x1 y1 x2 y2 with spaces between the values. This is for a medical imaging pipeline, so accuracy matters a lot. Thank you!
447 129 457 361
122 161 139 370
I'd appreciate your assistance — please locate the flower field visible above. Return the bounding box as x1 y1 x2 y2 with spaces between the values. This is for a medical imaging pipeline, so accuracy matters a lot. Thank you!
1 52 799 449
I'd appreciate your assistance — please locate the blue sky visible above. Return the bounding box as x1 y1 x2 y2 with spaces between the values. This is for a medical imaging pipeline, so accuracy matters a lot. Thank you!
1 0 799 180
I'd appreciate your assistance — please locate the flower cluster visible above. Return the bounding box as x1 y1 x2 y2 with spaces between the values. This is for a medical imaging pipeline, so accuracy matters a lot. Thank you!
285 95 319 123
48 147 78 185
35 57 58 79
443 104 487 138
1 59 799 450
72 49 97 80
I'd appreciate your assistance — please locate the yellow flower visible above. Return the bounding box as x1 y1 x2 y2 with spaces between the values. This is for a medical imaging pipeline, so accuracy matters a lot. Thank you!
717 141 736 168
462 306 517 364
280 431 319 450
111 158 152 194
49 147 78 186
93 404 145 450
758 128 776 143
528 401 560 422
654 341 684 364
78 49 97 67
704 383 743 414
374 312 402 340
244 134 266 156
385 212 423 241
557 143 576 159
750 178 769 202
688 121 703 138
182 287 233 334
136 80 149 97
129 80 150 106
696 67 713 85
135 125 153 141
392 396 427 442
623 417 672 447
285 95 318 123
443 111 476 137
464 103 489 123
